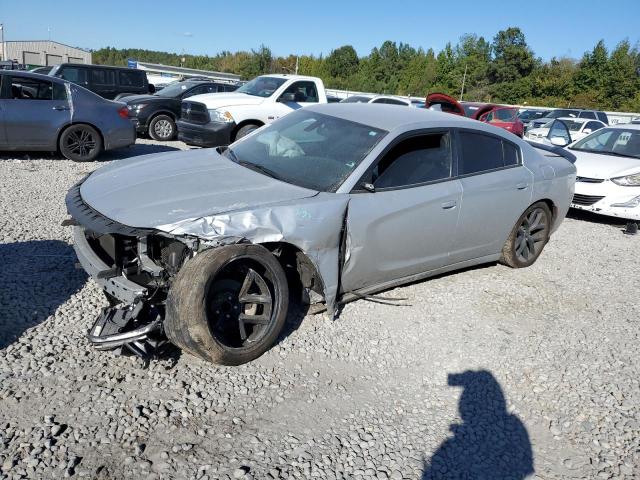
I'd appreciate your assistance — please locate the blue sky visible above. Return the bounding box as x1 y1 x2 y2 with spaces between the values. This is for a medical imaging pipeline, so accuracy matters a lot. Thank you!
2 0 639 60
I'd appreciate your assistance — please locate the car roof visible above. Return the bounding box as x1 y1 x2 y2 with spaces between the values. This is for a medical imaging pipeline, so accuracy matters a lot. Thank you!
305 103 479 131
0 69 63 81
608 123 640 131
558 117 590 122
258 74 320 81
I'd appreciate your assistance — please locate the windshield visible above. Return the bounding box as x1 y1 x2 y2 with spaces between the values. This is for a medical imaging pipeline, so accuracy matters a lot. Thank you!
571 128 640 159
156 82 196 97
487 108 517 122
236 76 287 97
223 110 387 191
463 104 481 117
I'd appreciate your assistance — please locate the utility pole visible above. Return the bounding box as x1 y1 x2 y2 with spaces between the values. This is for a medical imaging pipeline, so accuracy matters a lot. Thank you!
459 63 468 101
0 24 5 61
295 55 299 75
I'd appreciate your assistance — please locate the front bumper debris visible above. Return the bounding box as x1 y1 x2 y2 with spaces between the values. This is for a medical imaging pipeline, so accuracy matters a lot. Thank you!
88 301 166 357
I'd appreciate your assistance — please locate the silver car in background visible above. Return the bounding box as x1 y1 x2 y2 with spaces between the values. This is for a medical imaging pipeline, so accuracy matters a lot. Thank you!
66 104 576 365
0 70 135 161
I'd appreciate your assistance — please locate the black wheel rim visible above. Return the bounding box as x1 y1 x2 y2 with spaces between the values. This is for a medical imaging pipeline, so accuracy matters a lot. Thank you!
515 207 548 263
207 259 275 349
65 128 97 159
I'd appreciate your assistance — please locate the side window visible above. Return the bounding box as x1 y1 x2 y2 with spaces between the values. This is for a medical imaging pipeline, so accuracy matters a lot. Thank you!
579 111 596 119
184 85 206 97
503 142 520 166
372 133 452 189
596 112 609 124
119 71 145 88
52 82 68 101
383 98 408 106
458 132 504 175
371 98 386 104
91 69 115 85
9 76 54 100
585 121 602 132
56 67 87 84
282 81 319 103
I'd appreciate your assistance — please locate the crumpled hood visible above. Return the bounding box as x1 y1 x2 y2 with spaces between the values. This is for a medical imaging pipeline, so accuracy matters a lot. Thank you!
80 148 317 229
187 92 266 109
571 149 640 179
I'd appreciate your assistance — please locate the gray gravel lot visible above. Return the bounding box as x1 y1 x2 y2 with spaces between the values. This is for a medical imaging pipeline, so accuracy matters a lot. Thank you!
0 139 638 479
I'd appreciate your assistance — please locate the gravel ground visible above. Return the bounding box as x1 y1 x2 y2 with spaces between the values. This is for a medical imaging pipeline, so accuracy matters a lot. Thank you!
0 139 638 479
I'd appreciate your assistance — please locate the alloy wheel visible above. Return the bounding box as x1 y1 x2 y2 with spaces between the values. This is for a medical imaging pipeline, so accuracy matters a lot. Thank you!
514 207 548 263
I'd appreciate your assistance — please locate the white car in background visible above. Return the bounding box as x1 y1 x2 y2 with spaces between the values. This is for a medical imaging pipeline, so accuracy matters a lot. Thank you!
568 124 640 220
340 95 414 106
527 117 606 143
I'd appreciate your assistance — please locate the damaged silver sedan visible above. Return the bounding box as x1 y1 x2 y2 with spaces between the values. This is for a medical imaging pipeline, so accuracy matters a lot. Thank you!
66 104 576 365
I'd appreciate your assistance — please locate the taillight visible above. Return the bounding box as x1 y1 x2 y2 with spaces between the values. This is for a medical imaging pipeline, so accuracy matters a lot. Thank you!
118 107 129 119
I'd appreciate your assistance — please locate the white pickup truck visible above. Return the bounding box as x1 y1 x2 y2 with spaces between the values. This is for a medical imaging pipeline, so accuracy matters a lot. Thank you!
177 74 328 147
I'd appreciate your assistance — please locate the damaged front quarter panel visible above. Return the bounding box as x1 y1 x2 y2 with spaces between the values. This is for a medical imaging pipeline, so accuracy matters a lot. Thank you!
156 192 350 314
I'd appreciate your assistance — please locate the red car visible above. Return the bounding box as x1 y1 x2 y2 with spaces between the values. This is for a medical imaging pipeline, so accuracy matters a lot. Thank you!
425 94 524 137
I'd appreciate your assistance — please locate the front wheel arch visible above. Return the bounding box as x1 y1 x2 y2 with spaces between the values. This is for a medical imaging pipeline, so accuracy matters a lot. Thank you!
231 120 264 142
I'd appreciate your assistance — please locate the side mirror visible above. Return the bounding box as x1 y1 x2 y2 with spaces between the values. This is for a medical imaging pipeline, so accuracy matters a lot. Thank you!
148 84 156 94
550 136 568 147
278 92 296 102
361 182 375 192
582 128 592 135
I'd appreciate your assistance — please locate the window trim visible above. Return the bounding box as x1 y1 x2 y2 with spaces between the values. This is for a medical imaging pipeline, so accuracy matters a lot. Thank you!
453 128 523 179
4 74 57 101
351 128 457 193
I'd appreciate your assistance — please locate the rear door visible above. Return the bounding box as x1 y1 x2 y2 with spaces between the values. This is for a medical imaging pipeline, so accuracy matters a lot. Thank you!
3 74 71 149
89 68 117 99
449 129 533 263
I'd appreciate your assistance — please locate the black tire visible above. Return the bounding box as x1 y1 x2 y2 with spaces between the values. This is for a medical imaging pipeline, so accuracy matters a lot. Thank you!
164 244 289 365
234 124 260 141
59 125 102 162
148 114 176 141
500 201 552 268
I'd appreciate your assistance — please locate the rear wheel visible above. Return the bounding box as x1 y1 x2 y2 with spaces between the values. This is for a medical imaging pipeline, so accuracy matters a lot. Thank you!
164 244 289 365
500 202 552 268
148 114 176 141
59 125 102 162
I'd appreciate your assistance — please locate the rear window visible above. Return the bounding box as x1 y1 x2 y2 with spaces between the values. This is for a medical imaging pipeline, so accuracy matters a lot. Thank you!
119 70 145 88
458 131 520 175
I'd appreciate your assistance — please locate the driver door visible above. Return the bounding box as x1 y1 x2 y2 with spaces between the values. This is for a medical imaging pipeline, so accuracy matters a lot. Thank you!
341 130 463 292
272 81 320 122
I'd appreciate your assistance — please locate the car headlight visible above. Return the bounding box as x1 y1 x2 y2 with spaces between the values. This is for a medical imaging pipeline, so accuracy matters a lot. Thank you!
611 173 640 186
611 196 640 208
208 109 234 123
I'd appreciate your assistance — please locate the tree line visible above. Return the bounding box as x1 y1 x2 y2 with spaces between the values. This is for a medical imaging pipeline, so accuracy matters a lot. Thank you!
93 27 640 111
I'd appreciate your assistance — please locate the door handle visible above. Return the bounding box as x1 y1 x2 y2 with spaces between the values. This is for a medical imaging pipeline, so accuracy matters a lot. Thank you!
52 106 70 111
516 182 529 190
441 200 457 210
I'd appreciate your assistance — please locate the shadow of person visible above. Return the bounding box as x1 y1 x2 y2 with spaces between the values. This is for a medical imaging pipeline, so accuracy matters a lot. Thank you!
0 240 87 350
422 370 533 480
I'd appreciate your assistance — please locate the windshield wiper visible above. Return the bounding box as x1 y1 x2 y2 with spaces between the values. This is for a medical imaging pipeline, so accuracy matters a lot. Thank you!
238 160 281 180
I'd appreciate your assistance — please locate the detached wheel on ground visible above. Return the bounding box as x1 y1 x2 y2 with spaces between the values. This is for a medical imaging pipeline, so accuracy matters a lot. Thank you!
59 124 102 162
164 244 289 365
234 124 260 141
500 201 552 268
148 114 176 141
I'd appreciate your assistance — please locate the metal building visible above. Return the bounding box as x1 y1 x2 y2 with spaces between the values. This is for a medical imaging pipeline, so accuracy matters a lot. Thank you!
0 40 92 68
